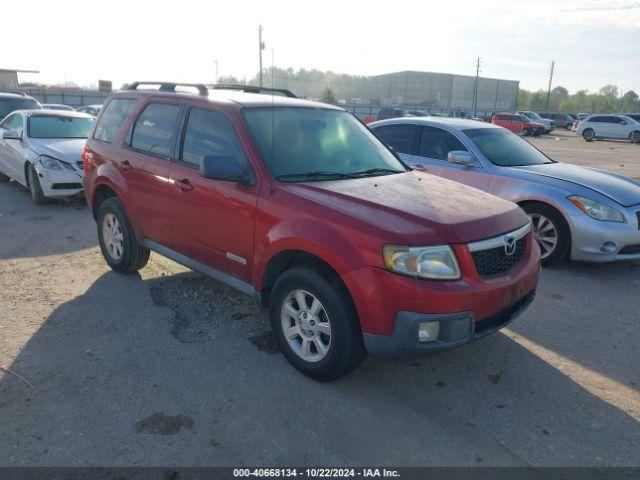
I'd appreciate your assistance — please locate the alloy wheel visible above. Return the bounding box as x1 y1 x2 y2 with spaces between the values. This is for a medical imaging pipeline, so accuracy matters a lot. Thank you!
280 289 332 363
102 213 124 260
529 214 558 260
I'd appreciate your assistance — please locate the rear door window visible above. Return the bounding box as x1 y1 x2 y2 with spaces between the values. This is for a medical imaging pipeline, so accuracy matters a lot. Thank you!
372 124 418 155
94 98 137 143
418 126 467 161
130 103 181 158
180 107 248 168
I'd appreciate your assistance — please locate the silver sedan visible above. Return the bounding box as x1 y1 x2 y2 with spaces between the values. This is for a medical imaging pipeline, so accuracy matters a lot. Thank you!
369 117 640 265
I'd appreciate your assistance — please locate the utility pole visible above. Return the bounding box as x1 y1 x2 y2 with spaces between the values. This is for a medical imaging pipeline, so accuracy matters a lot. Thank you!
258 25 265 87
214 60 218 84
473 57 481 114
545 60 555 111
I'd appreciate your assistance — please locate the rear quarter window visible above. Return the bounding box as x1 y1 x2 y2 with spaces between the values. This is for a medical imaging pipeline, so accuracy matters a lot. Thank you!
94 98 137 143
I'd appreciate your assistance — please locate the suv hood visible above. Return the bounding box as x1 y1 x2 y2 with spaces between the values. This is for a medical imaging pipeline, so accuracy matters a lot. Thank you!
282 172 529 245
28 138 86 164
509 162 640 207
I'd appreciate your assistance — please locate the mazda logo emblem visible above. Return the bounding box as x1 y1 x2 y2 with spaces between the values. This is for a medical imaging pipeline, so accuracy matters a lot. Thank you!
504 237 517 256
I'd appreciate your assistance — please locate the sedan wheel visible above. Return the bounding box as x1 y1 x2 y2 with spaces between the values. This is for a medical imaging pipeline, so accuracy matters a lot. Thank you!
582 129 595 142
630 131 640 144
529 213 558 260
280 289 332 363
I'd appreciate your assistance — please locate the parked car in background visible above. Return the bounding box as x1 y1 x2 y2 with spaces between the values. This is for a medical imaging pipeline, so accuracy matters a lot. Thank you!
576 114 640 143
496 114 545 136
83 82 540 380
370 117 640 265
516 111 554 133
0 92 42 119
42 104 76 111
76 104 102 116
538 112 574 130
376 107 414 120
0 110 94 203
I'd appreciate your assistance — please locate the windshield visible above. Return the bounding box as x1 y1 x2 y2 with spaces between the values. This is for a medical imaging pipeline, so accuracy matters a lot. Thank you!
244 107 407 180
463 128 553 167
28 115 94 139
526 112 542 119
0 98 41 119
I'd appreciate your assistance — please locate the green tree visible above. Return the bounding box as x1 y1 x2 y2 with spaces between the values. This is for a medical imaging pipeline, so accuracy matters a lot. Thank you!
320 86 338 103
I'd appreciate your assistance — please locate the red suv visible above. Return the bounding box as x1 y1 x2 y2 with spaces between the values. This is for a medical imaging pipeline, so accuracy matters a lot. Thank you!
492 113 542 136
83 82 540 380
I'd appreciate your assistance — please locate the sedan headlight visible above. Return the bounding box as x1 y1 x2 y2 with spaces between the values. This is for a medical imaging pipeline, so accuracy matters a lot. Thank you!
568 195 625 223
39 155 63 171
383 245 461 280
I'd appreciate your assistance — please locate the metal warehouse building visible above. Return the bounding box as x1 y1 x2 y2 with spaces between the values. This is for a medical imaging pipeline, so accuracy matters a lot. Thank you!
366 70 519 111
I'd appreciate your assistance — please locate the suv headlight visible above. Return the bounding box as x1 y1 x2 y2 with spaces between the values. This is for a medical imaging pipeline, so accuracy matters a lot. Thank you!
568 195 625 223
39 155 63 171
383 245 461 280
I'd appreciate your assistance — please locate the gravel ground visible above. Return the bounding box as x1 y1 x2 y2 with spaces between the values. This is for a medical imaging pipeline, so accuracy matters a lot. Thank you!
0 137 639 466
527 129 640 179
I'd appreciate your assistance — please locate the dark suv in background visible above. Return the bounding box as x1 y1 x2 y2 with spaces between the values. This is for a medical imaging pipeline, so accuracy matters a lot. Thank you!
0 92 42 120
538 112 574 130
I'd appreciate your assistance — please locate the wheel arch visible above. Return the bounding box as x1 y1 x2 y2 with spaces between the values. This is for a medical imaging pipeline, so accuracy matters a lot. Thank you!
91 183 120 220
259 249 351 308
517 199 573 259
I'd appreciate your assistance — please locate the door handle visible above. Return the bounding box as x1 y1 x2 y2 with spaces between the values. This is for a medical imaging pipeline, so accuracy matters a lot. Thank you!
176 178 193 192
118 160 132 171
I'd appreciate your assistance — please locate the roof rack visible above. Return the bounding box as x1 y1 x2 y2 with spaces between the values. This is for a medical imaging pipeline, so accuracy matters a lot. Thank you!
125 81 208 96
209 83 297 98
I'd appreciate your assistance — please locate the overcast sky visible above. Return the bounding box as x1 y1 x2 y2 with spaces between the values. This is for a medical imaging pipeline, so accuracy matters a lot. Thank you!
7 0 640 94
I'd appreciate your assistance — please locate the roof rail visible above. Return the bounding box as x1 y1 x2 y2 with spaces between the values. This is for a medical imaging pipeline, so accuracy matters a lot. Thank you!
125 81 208 96
209 83 297 98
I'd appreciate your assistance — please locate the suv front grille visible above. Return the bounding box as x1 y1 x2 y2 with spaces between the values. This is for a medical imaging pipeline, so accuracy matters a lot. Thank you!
471 236 527 277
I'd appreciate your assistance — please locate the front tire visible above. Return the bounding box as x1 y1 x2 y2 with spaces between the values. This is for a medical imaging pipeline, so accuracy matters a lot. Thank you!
27 163 47 204
270 266 365 381
522 203 571 266
630 130 640 144
582 128 595 142
97 197 150 274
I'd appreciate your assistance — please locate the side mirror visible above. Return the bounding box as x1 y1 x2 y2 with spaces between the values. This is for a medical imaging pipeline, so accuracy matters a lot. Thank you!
447 150 476 167
620 121 627 125
200 155 254 185
2 130 22 140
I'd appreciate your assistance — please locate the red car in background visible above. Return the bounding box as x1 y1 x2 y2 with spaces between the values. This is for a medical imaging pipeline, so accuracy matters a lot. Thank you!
492 113 543 136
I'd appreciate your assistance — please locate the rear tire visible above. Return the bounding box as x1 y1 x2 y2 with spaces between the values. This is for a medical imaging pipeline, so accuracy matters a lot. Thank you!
630 130 640 144
582 128 595 142
97 197 150 274
522 203 571 267
269 265 365 381
27 163 47 205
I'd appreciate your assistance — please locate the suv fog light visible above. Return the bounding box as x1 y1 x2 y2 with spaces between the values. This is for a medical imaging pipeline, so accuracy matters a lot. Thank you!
600 242 617 253
418 321 440 343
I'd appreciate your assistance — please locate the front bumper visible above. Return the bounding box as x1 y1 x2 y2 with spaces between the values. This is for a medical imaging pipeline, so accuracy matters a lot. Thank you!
34 164 84 198
341 234 540 356
364 292 535 358
569 205 640 262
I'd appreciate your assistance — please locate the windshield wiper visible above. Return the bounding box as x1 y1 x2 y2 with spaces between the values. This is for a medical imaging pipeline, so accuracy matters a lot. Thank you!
349 167 406 177
276 171 357 181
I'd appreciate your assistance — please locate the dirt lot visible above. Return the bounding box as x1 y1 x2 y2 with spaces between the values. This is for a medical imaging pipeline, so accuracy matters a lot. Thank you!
527 129 640 179
0 137 639 466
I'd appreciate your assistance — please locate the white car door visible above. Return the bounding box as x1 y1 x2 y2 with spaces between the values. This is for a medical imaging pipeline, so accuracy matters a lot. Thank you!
0 113 27 181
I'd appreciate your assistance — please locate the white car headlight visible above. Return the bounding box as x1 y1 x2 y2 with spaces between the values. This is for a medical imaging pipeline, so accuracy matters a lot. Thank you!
383 245 461 280
568 195 625 223
39 155 63 171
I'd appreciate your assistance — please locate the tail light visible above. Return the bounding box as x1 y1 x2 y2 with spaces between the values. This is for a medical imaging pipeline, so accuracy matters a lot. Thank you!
82 146 92 172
